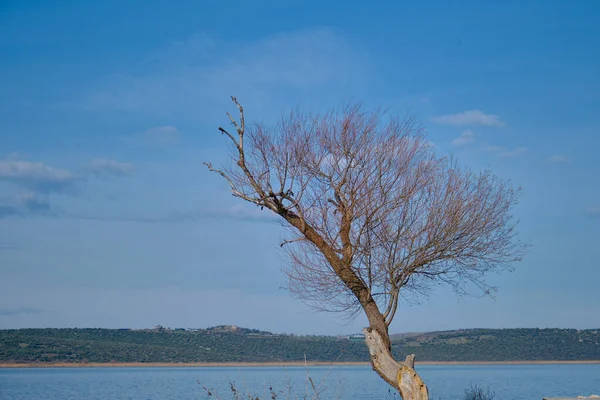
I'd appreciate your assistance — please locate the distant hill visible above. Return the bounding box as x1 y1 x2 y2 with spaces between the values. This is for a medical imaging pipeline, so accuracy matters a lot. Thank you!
390 328 600 361
1 326 598 364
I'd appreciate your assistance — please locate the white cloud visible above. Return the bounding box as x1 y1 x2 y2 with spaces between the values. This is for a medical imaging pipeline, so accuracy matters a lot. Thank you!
0 157 133 218
0 160 74 183
432 110 504 127
484 145 527 158
452 130 475 146
86 159 134 177
588 207 600 218
0 159 78 216
0 159 77 193
548 155 569 163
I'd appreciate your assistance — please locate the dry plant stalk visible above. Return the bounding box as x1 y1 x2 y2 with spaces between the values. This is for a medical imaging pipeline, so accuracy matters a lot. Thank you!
206 97 526 399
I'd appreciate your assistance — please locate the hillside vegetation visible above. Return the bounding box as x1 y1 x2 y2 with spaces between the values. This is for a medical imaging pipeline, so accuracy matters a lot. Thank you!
1 326 598 364
390 328 600 361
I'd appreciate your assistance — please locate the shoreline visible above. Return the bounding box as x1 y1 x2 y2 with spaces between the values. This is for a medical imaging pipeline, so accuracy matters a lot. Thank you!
2 360 600 368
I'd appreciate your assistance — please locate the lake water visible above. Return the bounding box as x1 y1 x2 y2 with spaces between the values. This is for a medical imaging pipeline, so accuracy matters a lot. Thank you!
0 364 598 400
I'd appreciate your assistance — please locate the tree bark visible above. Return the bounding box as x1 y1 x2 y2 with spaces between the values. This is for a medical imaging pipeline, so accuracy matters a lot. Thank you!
363 328 429 400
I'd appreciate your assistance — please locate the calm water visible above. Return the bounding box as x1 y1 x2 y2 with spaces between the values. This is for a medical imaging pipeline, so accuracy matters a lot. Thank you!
1 364 599 400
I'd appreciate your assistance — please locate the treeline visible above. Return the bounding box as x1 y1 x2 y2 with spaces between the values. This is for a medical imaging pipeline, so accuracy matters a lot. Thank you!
0 327 367 363
391 328 600 361
0 327 598 364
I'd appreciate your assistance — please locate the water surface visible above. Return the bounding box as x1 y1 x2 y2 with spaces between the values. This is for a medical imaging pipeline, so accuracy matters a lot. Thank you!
1 364 599 399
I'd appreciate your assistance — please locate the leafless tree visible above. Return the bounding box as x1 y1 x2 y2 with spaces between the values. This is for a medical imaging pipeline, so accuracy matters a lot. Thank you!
205 97 526 400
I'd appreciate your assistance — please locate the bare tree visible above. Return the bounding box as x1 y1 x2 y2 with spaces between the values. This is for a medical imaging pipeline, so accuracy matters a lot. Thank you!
205 97 526 400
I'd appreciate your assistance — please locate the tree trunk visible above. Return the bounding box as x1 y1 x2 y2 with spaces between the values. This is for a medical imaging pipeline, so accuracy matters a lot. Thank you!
363 328 429 400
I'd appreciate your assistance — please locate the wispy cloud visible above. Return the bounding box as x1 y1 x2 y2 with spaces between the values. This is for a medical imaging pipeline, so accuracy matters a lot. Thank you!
0 242 21 250
64 204 277 224
86 159 134 178
143 126 180 143
0 159 78 193
0 157 133 218
0 307 44 316
588 207 600 218
432 110 504 127
0 193 52 218
452 130 475 146
118 126 181 147
80 28 372 120
484 145 528 158
0 160 65 218
548 155 569 164
165 210 275 224
227 204 276 223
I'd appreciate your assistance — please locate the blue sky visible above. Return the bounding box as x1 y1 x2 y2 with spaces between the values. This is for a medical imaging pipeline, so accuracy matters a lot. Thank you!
1 0 599 335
